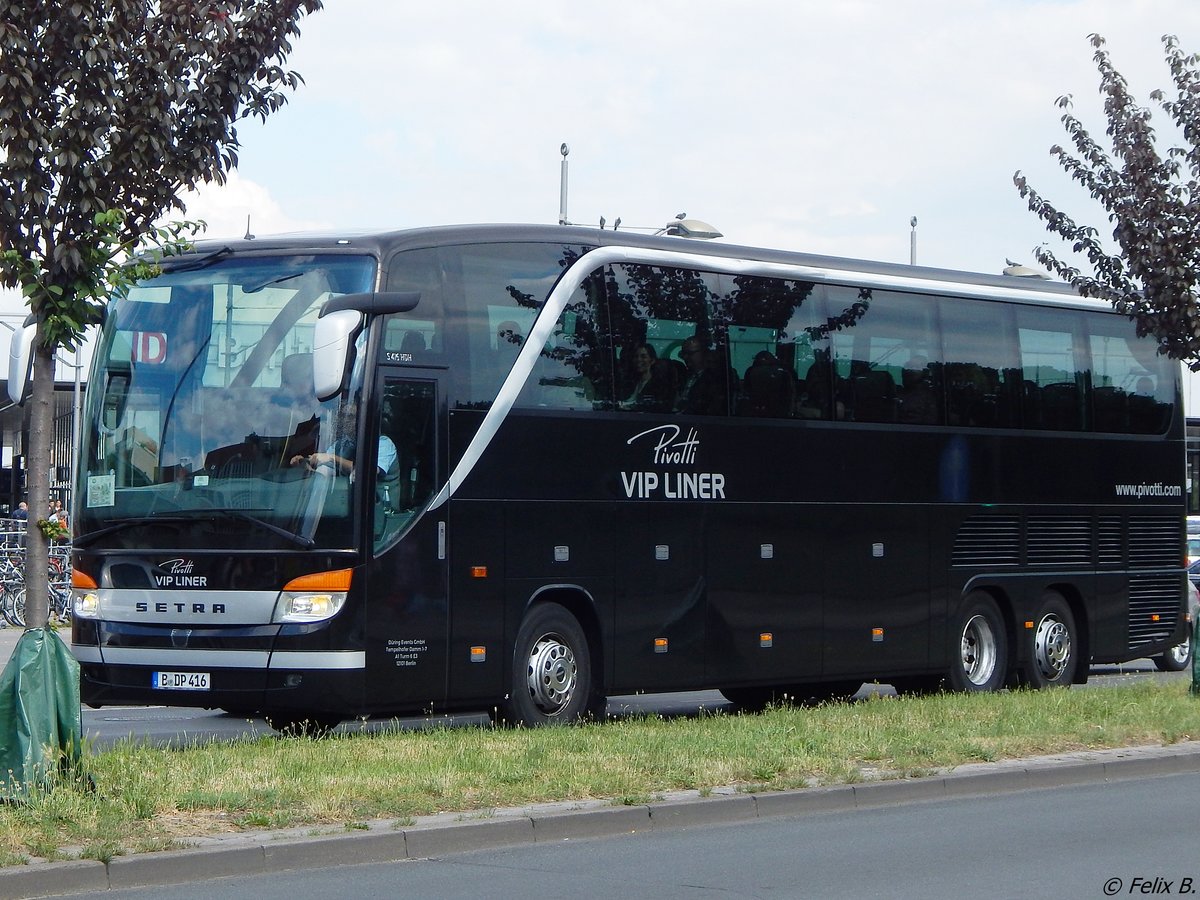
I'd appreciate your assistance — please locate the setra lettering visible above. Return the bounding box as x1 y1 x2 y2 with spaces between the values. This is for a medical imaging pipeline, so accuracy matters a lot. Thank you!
134 601 225 614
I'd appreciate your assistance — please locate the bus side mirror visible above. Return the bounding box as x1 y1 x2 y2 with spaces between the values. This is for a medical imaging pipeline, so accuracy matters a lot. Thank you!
6 318 35 406
101 372 131 432
312 292 420 401
312 309 363 401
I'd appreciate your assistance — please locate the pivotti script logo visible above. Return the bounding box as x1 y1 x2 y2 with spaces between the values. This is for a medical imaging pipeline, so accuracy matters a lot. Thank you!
620 424 726 500
155 558 208 588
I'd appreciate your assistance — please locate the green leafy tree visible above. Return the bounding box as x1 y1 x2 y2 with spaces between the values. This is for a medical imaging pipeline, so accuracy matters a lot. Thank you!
0 0 323 628
1014 33 1200 370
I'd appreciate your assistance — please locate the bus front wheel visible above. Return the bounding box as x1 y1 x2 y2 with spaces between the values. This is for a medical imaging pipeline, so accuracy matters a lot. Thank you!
948 593 1008 692
500 603 599 726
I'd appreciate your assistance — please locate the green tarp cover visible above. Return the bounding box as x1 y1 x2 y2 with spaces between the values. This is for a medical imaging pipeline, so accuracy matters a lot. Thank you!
1193 616 1200 696
0 628 83 801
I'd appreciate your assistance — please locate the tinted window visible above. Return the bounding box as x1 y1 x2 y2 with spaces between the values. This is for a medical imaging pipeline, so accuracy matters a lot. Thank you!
1089 319 1174 434
383 243 589 409
1017 306 1085 431
605 264 729 415
830 287 941 424
940 297 1021 428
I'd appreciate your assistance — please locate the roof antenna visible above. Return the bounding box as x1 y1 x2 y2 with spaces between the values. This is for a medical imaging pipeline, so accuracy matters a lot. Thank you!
244 214 255 241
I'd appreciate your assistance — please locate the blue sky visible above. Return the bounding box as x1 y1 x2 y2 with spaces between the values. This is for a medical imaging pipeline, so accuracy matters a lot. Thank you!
5 0 1200 324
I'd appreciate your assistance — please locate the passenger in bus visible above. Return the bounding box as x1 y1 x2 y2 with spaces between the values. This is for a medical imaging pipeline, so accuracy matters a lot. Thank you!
621 344 677 412
741 350 795 417
292 433 397 479
291 399 397 479
399 330 427 354
677 336 728 415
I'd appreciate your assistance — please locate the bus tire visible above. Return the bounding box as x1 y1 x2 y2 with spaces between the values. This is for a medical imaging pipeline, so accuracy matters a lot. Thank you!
947 592 1008 692
501 603 598 726
1154 634 1193 672
1022 593 1077 688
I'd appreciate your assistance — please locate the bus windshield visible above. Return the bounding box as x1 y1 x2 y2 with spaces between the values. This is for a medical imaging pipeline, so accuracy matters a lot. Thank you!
76 253 376 551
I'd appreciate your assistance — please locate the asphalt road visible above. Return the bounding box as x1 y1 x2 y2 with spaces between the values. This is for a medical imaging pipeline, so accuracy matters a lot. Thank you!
80 768 1200 900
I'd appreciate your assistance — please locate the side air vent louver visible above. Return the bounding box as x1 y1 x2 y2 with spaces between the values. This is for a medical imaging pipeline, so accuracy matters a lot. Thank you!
952 516 1020 568
1098 516 1123 566
1128 574 1182 648
1128 516 1182 569
1027 516 1091 566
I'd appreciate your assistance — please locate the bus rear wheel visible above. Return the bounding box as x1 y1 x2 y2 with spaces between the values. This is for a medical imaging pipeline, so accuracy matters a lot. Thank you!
1022 593 1077 688
948 592 1008 692
1154 634 1193 672
499 603 600 727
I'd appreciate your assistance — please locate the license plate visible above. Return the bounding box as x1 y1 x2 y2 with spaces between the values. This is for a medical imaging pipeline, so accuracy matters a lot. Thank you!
152 671 210 691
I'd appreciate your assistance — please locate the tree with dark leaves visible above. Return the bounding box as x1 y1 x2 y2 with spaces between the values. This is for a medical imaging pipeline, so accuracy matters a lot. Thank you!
1015 33 1200 371
0 0 322 627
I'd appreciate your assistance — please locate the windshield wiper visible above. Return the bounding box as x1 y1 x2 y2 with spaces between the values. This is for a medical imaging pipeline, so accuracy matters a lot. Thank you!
74 510 314 550
211 509 314 549
73 515 196 549
155 245 234 274
243 272 303 293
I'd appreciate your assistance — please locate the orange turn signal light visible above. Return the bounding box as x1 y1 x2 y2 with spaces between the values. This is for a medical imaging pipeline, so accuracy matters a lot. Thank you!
283 568 353 592
72 569 98 589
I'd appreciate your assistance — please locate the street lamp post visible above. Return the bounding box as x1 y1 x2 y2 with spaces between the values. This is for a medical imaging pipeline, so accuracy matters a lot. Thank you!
555 145 722 240
558 143 570 226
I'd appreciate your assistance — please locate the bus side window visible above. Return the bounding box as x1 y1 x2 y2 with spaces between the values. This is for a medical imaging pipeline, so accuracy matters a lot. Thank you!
941 297 1020 428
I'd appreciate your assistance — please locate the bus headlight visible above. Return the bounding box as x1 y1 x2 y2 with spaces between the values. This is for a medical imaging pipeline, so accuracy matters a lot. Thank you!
73 590 101 619
274 591 347 622
273 568 353 623
71 570 100 618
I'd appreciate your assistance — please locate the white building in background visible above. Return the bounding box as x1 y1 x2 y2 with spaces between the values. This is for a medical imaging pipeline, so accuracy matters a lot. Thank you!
0 288 96 514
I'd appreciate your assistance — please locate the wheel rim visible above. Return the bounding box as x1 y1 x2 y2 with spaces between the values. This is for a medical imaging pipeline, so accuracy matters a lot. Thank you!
526 631 578 715
1033 613 1072 681
960 613 998 686
1169 637 1191 666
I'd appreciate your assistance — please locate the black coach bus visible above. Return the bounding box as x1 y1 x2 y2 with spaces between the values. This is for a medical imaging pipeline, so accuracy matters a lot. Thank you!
65 224 1187 730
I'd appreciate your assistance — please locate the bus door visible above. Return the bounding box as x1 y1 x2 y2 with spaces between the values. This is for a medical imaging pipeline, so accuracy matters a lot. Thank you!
363 371 449 710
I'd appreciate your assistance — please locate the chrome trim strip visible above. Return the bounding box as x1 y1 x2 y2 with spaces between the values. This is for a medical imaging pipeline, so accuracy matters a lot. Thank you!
76 645 368 670
428 243 1087 511
97 647 271 668
269 650 366 669
71 644 103 663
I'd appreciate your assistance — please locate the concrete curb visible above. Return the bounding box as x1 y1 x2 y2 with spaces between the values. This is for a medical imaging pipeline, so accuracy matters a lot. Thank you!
3 741 1200 898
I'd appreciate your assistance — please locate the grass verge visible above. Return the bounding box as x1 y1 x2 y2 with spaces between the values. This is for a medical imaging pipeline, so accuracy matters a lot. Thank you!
1 680 1198 866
